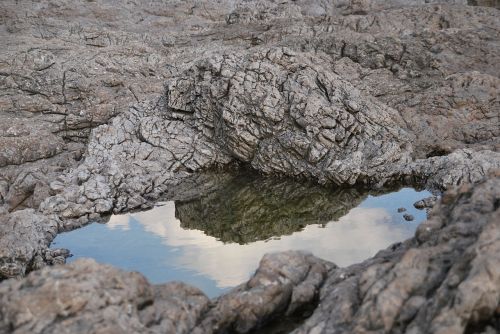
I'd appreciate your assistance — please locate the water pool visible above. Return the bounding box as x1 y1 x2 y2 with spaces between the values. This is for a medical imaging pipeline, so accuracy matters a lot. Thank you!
52 176 432 298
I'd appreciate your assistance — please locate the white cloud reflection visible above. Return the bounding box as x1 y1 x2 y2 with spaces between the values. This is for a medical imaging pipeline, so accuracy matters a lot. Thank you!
107 201 410 288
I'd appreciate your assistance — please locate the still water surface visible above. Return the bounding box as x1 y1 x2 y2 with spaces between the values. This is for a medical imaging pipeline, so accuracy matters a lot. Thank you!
52 176 431 298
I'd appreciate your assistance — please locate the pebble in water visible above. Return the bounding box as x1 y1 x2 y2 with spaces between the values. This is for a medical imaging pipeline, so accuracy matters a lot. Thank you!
403 214 415 222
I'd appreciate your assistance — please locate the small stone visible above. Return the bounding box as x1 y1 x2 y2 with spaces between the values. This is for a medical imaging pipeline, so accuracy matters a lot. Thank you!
414 196 439 210
403 213 414 221
397 207 407 213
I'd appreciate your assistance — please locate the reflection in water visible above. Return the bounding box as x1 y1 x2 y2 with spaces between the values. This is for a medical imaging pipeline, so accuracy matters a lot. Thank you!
52 175 431 298
175 176 371 244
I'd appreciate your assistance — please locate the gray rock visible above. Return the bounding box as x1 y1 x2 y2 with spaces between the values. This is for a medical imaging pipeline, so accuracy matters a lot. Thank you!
403 213 415 221
414 196 440 210
0 209 60 278
0 251 331 334
293 175 500 334
0 0 499 332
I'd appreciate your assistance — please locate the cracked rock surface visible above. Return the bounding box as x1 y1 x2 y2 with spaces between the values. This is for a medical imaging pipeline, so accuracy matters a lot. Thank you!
0 251 331 334
0 0 499 333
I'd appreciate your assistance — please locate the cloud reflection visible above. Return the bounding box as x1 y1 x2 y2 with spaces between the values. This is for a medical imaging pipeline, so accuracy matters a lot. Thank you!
107 202 411 288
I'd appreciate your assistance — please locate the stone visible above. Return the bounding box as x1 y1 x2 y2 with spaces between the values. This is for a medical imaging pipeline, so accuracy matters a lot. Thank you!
403 213 415 221
0 252 331 334
293 176 500 334
0 209 60 279
414 196 440 210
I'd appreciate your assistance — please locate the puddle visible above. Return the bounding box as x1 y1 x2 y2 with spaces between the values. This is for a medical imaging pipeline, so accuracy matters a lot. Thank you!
52 175 432 298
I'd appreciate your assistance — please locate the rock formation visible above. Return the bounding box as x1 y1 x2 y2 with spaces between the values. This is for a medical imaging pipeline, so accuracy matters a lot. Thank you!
0 0 499 332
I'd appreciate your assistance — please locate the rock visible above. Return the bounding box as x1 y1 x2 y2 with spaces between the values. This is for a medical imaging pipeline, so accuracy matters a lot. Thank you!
0 209 59 279
414 196 440 210
293 175 500 334
469 0 500 8
0 0 498 208
403 213 415 221
165 47 412 185
397 207 407 213
0 0 499 332
0 258 209 334
0 251 331 334
192 251 332 333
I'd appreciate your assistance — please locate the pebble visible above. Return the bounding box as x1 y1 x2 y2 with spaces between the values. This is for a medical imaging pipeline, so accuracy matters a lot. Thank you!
403 213 414 221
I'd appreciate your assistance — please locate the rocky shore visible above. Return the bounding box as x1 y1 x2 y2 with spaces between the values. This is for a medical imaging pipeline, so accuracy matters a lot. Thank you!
0 0 499 333
1 175 499 333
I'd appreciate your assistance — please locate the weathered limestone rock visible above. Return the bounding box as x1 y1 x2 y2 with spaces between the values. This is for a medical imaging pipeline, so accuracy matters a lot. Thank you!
166 47 412 185
0 251 331 334
0 0 499 332
0 209 59 278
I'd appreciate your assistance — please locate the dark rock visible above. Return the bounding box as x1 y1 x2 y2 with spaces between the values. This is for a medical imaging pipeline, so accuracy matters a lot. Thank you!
403 213 415 221
397 207 407 213
414 196 440 210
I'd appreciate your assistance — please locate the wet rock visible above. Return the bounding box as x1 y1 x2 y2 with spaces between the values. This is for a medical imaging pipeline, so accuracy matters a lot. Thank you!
397 207 407 213
414 196 440 210
403 213 415 221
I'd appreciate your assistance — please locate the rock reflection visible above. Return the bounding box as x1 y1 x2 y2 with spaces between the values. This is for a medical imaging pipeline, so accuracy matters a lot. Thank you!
174 174 371 244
